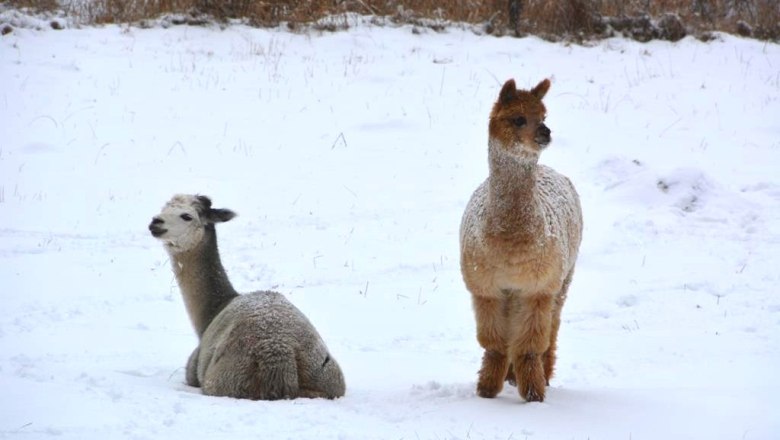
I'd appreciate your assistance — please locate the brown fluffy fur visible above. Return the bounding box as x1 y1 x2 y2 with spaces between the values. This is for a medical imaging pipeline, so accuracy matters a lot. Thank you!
460 78 582 402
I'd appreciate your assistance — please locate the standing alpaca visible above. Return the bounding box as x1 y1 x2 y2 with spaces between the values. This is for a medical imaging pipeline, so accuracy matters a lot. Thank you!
460 78 583 402
148 194 345 400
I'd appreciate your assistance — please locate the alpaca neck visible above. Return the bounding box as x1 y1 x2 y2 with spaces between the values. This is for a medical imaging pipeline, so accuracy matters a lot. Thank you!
485 138 542 238
169 226 238 338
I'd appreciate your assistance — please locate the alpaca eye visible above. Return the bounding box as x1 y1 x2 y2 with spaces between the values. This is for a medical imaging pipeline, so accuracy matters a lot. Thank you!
180 213 193 221
512 116 527 127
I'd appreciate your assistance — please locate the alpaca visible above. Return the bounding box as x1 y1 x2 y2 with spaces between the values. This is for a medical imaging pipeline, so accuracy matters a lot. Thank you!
148 194 345 400
459 78 583 402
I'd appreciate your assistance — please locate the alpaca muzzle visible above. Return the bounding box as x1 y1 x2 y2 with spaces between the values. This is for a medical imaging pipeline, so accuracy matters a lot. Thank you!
149 218 167 237
535 123 551 147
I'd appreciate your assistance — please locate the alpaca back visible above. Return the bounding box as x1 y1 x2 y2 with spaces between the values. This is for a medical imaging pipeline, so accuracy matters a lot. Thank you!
196 291 345 400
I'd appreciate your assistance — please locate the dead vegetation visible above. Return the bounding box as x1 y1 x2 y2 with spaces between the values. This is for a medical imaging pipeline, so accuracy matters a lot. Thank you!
3 0 778 41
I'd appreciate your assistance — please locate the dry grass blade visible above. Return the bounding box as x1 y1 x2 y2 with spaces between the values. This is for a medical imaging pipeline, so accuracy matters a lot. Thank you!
2 0 777 41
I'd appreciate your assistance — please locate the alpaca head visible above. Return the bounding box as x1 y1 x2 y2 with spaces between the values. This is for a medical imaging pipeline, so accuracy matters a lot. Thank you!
488 78 551 159
148 194 236 254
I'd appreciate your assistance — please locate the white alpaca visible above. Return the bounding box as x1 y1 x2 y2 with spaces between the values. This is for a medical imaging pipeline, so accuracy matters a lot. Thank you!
460 78 583 402
149 194 345 400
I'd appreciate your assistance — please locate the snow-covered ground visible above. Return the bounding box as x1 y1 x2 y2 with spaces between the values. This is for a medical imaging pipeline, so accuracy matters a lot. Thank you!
1 16 779 440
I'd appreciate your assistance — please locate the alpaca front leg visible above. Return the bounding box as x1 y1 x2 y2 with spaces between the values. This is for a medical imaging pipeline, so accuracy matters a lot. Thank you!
478 349 509 398
514 353 546 402
509 294 553 402
472 296 509 398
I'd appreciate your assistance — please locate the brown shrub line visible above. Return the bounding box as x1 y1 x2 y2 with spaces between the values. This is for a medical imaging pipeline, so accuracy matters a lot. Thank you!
3 0 778 41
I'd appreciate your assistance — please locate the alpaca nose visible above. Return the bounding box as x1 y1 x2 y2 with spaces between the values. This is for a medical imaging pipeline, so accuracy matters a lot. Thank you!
538 123 551 136
149 217 167 237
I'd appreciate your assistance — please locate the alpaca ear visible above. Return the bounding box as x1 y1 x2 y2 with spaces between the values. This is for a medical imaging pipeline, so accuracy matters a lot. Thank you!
196 195 213 210
207 209 237 224
498 79 518 105
531 78 551 100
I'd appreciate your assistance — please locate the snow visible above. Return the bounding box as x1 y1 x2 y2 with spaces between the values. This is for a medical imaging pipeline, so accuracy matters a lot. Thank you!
1 18 779 439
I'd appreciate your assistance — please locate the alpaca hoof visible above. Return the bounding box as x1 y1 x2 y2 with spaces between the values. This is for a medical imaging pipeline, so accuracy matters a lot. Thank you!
476 384 500 398
520 383 545 402
476 376 503 398
525 391 544 402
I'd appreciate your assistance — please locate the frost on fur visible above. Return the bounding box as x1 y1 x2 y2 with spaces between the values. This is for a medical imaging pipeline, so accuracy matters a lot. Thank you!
459 79 583 402
149 194 345 400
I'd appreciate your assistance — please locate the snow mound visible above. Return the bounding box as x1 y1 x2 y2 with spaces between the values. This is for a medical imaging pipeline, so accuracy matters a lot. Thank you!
0 6 69 33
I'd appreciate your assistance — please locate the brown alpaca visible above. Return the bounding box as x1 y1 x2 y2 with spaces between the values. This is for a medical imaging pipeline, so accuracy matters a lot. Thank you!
460 78 583 402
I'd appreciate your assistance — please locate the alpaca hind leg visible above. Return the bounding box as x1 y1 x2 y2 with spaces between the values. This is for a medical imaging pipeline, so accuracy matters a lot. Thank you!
186 346 201 387
472 295 509 398
204 343 299 400
543 302 561 385
544 270 573 384
250 343 300 400
509 293 553 402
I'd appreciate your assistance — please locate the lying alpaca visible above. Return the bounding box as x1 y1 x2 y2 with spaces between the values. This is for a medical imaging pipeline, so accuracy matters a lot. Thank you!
149 194 345 400
460 78 583 402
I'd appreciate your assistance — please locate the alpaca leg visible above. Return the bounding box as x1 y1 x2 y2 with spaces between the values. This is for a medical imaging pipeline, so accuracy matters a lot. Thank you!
202 340 299 400
543 300 562 385
472 295 509 398
509 293 553 402
478 349 509 398
544 270 573 384
249 342 300 400
186 346 201 387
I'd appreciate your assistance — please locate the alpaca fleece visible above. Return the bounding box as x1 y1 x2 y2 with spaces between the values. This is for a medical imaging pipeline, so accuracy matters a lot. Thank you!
460 79 583 402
